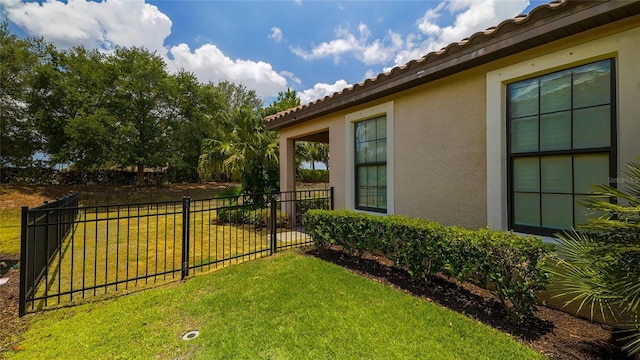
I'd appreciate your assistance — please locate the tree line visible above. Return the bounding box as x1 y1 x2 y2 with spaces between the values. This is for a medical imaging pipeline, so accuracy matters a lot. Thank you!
1 22 327 192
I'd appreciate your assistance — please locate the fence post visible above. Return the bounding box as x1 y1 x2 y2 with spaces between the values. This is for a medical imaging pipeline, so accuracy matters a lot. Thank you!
56 200 62 248
330 186 335 210
19 206 28 317
181 196 190 280
270 193 277 255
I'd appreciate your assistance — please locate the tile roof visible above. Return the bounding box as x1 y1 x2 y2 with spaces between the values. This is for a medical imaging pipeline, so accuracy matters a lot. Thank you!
265 0 640 130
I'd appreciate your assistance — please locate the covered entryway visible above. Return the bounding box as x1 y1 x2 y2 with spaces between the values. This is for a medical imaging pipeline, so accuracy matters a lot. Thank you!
278 129 329 193
278 129 330 225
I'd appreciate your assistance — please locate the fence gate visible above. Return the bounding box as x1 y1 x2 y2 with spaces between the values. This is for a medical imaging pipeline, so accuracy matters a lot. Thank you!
19 188 333 316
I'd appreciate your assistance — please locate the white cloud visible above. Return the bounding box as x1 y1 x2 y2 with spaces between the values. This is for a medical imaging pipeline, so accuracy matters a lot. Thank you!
360 31 403 65
269 26 283 43
290 28 359 64
417 4 445 36
280 71 302 85
298 79 351 105
364 69 379 80
440 0 528 45
0 0 171 55
168 44 288 98
291 22 403 66
294 0 529 71
387 0 530 69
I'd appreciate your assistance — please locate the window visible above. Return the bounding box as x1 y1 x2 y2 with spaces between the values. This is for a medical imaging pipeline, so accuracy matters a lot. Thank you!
507 59 616 236
354 115 387 212
345 101 393 214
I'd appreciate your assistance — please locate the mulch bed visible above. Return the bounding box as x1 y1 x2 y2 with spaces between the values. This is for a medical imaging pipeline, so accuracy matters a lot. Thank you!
301 246 634 360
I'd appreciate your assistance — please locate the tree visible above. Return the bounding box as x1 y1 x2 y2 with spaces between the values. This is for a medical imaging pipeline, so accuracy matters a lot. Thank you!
25 45 121 169
108 47 172 185
5 21 269 183
216 80 263 115
0 22 43 166
199 107 278 198
199 82 282 196
27 45 173 184
297 142 329 170
549 158 640 355
55 47 118 168
197 81 265 183
164 70 216 182
26 43 71 166
261 88 299 117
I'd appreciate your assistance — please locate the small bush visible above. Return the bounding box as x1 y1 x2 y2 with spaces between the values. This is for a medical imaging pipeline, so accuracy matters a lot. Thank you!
216 206 288 228
303 209 553 321
297 169 329 183
296 197 331 216
214 186 243 198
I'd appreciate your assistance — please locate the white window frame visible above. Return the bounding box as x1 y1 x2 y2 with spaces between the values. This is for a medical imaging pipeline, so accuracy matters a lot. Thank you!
486 35 624 232
345 101 394 215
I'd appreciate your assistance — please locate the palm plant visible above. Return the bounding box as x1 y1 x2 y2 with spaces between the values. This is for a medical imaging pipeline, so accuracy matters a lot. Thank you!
198 107 278 201
549 158 640 355
296 142 329 170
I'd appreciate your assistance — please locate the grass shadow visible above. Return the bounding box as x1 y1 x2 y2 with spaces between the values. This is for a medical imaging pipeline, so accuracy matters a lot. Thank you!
305 247 554 340
304 246 637 360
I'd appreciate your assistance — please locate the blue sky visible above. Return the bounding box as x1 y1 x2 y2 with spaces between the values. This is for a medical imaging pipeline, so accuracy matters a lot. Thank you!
1 0 548 105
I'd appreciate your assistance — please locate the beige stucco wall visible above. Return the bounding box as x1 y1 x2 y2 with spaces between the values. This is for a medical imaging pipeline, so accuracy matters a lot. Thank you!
393 72 487 228
279 74 489 229
277 15 640 232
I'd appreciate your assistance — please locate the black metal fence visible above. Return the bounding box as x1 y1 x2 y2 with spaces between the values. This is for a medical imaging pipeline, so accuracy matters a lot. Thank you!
19 188 333 315
19 193 79 316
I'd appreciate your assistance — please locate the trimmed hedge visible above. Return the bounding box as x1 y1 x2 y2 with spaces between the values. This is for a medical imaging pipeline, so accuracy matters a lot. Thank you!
296 197 331 216
303 209 554 321
215 206 289 228
297 169 329 183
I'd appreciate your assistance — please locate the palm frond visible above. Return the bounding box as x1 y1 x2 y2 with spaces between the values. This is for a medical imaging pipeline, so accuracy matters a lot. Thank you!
549 230 623 321
550 158 640 357
618 325 640 355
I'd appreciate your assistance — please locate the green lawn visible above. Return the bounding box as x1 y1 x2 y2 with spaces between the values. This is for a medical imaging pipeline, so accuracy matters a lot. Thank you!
0 208 22 256
9 252 543 360
0 185 242 258
30 206 272 309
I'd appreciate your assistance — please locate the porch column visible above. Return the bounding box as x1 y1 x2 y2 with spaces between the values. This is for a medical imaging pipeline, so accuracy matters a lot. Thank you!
280 137 296 193
280 137 297 226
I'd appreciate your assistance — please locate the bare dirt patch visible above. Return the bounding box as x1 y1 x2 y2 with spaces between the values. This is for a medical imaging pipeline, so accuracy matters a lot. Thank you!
0 182 236 210
0 262 22 355
0 184 75 210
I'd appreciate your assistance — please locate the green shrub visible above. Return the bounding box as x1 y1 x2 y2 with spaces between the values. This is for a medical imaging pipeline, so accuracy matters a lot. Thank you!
303 209 553 321
297 169 329 183
214 186 243 198
216 206 288 228
296 197 331 216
